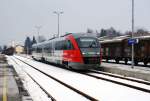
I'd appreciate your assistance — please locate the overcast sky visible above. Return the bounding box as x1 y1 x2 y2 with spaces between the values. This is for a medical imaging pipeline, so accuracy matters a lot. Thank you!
0 0 150 46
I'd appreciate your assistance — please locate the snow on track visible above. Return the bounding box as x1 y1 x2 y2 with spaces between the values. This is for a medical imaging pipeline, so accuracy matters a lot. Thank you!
7 56 52 101
14 55 150 101
87 72 150 90
10 56 90 101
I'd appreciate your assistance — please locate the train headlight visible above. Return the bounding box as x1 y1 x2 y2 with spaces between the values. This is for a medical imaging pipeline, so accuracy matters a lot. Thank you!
97 52 100 55
82 52 86 55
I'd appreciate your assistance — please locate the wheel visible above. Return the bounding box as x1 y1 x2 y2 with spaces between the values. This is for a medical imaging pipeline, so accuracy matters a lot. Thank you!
41 57 45 62
62 61 70 68
115 59 119 63
144 61 148 66
125 58 128 65
134 60 138 65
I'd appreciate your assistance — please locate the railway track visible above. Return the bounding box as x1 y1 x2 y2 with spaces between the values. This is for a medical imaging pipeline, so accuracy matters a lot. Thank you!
10 57 56 101
81 72 150 93
11 55 150 101
12 56 98 101
102 60 150 68
88 70 150 85
37 59 150 93
16 55 150 93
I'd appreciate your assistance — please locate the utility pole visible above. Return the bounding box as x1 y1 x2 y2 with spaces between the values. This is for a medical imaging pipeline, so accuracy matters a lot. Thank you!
35 26 42 42
131 0 134 68
53 11 63 37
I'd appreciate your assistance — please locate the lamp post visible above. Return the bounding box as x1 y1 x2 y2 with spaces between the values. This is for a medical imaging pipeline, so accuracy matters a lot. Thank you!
35 26 42 42
131 0 134 68
53 11 63 37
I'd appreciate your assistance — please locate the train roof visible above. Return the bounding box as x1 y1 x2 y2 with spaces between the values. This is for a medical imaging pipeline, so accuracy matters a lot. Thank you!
99 35 150 43
134 35 150 39
62 33 97 38
32 33 98 47
99 35 129 43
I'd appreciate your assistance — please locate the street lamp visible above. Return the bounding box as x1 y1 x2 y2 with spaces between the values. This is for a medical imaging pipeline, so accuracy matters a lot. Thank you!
35 26 42 42
53 11 63 37
131 0 134 68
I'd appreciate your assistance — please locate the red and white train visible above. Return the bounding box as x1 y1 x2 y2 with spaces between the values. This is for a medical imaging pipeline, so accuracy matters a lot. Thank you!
32 33 102 70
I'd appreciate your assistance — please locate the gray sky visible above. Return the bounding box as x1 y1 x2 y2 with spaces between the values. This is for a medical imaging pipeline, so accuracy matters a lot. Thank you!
0 0 150 46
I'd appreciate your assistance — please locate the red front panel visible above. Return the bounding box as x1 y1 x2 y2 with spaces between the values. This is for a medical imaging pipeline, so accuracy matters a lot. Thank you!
63 34 83 63
63 50 83 63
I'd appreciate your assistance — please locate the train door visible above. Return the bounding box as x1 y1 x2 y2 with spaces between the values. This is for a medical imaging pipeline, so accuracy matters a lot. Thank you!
145 39 150 65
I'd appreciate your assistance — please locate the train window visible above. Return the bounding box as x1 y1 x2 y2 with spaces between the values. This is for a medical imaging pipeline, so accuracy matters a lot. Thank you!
61 40 67 50
42 43 52 53
55 41 61 50
48 43 52 52
32 47 36 52
54 40 74 50
67 40 74 50
44 46 48 53
76 37 100 48
37 47 42 53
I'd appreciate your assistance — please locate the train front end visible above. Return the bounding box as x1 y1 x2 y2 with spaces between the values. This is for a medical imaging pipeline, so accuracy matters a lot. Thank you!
66 33 102 70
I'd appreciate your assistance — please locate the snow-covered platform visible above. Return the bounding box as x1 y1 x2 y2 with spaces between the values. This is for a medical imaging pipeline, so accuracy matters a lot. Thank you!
101 62 150 82
0 55 20 101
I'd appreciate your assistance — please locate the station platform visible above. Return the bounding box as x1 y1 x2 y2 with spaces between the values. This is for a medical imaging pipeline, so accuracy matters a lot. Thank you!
101 62 150 82
0 54 20 101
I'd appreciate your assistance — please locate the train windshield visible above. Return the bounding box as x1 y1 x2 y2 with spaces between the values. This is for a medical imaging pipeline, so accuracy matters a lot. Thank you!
76 37 100 48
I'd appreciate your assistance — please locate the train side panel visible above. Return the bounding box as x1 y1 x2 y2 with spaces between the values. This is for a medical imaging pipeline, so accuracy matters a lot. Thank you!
101 36 150 65
32 33 101 70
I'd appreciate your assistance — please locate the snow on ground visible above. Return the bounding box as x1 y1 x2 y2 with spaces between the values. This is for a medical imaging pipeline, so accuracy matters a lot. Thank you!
7 56 52 101
10 56 89 101
101 62 150 73
15 55 150 101
88 72 150 90
102 59 150 72
94 70 150 83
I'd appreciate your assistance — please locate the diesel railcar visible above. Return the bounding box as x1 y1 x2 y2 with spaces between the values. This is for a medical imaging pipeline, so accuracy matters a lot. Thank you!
32 33 102 70
100 35 150 66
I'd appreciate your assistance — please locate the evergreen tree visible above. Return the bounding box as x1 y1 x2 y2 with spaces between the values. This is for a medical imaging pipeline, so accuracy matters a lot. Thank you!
24 37 32 54
87 28 93 33
0 46 2 52
3 45 7 51
32 36 37 45
100 29 106 37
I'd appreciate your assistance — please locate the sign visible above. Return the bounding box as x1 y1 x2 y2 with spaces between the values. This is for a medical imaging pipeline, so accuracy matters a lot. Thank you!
128 39 139 45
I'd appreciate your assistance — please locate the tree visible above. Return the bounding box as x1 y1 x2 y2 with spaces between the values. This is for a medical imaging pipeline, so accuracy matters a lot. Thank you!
24 37 32 54
32 36 37 45
125 28 149 36
3 45 7 51
96 30 101 37
99 27 121 38
136 28 149 36
87 28 94 33
107 27 116 37
100 29 107 37
0 46 2 52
